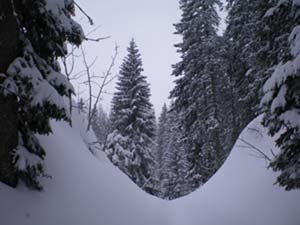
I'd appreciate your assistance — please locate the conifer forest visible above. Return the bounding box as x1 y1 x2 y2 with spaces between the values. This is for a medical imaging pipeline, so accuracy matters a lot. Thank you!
0 0 300 225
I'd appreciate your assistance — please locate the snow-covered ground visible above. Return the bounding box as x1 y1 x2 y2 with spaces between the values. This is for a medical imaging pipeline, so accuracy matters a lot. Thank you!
0 111 169 225
1 113 299 225
168 118 300 225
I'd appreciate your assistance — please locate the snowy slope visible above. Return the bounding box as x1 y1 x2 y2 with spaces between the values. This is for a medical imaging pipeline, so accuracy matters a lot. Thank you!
0 111 169 225
0 114 299 225
168 117 300 225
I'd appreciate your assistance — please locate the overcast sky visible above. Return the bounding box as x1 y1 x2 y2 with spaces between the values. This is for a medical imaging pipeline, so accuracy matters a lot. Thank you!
72 0 181 115
73 0 226 115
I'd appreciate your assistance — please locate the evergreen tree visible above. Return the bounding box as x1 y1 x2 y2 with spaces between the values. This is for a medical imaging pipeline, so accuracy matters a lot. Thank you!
0 0 83 189
91 104 111 148
154 104 169 188
226 0 300 190
106 39 156 190
0 0 20 188
158 106 190 200
260 0 300 190
170 0 225 188
224 0 271 137
159 107 176 199
167 108 190 199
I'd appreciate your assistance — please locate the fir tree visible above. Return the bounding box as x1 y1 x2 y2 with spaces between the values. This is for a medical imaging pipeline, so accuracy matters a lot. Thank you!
155 104 169 186
224 0 271 136
159 106 190 200
106 39 156 190
170 0 225 188
0 0 83 189
167 108 190 199
260 0 300 190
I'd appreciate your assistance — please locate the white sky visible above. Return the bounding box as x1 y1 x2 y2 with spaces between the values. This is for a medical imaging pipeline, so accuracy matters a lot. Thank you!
72 0 227 115
72 0 182 115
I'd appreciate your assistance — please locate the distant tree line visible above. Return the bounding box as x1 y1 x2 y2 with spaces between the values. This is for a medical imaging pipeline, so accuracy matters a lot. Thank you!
98 0 300 199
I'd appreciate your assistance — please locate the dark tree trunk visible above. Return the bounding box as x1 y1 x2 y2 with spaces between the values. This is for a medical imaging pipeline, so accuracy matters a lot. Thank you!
0 0 19 187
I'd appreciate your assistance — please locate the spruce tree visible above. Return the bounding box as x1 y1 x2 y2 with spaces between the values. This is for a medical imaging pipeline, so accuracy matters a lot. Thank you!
153 104 168 197
0 0 83 189
91 104 111 148
224 0 271 136
159 107 177 199
106 39 156 190
260 0 300 190
155 105 168 176
170 0 225 188
159 106 190 200
167 108 190 199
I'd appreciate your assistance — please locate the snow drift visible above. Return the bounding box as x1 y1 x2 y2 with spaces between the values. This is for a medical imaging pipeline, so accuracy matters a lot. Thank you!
0 110 169 225
168 117 300 225
0 112 299 225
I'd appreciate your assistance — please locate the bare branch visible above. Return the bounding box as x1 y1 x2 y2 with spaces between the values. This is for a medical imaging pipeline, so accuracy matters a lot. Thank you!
104 73 118 86
84 36 111 42
89 44 119 127
73 1 94 25
270 148 277 158
85 25 102 37
84 24 110 43
81 46 93 131
238 138 272 162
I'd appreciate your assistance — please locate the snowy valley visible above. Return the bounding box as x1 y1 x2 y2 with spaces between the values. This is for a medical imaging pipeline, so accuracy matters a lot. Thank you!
1 112 299 225
1 0 300 224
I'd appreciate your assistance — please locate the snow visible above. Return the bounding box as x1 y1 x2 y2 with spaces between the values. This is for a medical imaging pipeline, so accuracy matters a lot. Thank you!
0 110 168 225
6 41 69 112
293 0 300 6
167 117 300 225
270 84 287 112
263 57 300 94
264 0 300 17
1 113 300 225
261 53 300 110
279 109 300 128
289 25 300 57
45 0 84 39
15 135 43 171
264 7 276 18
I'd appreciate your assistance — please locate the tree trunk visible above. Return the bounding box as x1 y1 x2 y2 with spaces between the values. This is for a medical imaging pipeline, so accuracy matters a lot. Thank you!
0 0 19 187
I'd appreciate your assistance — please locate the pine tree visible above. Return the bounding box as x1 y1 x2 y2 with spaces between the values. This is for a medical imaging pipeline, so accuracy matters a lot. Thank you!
170 0 225 188
106 39 156 190
260 0 300 190
0 0 83 189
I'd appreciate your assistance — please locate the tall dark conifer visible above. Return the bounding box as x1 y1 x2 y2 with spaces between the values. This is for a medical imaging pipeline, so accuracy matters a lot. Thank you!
0 0 83 189
224 0 271 136
260 0 300 190
170 0 224 188
106 39 156 190
154 103 168 197
164 107 190 199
